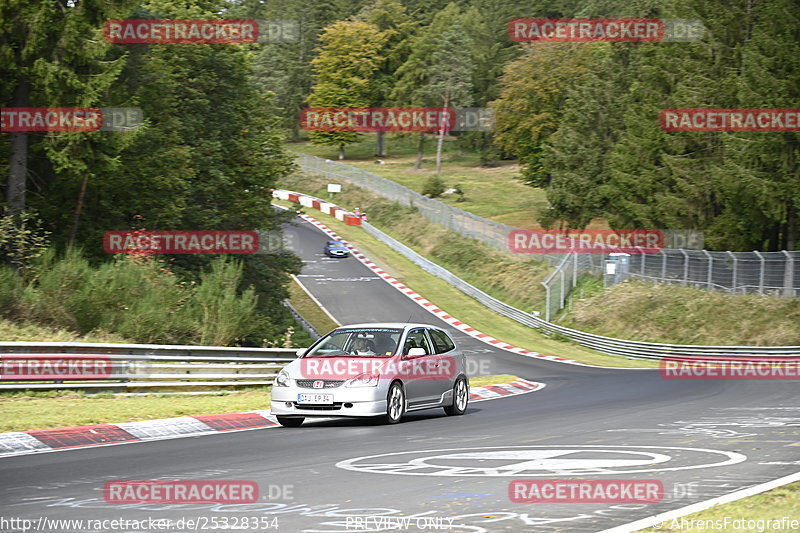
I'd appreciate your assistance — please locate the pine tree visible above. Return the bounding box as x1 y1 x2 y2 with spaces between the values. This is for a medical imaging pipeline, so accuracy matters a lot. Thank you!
1 0 135 217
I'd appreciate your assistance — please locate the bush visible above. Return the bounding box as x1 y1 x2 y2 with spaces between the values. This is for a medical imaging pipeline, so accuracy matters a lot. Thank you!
0 208 50 272
191 258 259 346
422 176 446 198
6 248 270 345
0 264 22 317
453 184 466 202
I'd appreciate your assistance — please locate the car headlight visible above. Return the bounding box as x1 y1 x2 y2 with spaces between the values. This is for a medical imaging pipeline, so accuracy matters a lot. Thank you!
275 370 291 387
345 373 379 387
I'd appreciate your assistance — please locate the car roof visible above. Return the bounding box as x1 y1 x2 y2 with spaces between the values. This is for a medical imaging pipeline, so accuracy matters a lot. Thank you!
326 240 345 245
335 322 445 331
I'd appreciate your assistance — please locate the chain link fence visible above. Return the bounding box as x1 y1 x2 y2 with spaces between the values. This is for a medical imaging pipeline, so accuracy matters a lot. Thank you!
294 153 800 321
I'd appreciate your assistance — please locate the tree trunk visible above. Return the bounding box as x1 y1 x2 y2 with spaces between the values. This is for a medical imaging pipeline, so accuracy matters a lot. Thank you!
435 94 449 174
787 200 797 251
69 174 90 246
338 145 345 160
414 132 425 170
6 77 29 214
375 130 386 157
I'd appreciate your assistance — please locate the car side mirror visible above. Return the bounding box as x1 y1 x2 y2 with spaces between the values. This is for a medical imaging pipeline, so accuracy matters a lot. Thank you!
405 347 426 357
295 348 306 357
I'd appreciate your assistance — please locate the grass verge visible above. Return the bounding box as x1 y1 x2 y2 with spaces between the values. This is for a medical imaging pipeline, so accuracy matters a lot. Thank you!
275 198 655 369
287 275 340 334
0 389 271 433
469 374 520 387
640 480 800 532
563 281 800 346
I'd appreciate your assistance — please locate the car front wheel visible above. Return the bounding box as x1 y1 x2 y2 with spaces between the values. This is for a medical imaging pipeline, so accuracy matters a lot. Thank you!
382 382 405 424
444 377 468 416
276 416 304 427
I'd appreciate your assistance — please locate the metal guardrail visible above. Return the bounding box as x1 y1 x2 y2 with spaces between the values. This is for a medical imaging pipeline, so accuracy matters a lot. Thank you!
282 299 322 340
276 188 800 361
0 342 297 391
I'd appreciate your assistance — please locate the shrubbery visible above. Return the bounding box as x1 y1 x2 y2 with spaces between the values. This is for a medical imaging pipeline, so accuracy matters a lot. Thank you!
422 176 447 198
0 248 302 346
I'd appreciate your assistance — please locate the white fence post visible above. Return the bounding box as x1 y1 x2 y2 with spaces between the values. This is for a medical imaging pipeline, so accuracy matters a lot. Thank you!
783 250 795 297
681 249 689 286
703 250 713 290
728 251 738 295
754 250 765 294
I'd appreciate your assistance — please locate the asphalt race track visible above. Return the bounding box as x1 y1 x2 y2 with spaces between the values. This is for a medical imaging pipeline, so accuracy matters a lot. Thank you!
1 213 798 533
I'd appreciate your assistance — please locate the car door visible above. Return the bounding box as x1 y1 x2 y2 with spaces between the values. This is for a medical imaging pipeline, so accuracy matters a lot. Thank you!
400 328 440 406
427 328 459 400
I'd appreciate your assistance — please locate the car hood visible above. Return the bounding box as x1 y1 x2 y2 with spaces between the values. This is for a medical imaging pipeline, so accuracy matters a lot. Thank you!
286 356 396 379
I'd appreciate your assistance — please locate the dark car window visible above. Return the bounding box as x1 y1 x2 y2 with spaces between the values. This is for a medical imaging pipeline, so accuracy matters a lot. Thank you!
403 328 433 355
428 328 456 354
305 328 402 357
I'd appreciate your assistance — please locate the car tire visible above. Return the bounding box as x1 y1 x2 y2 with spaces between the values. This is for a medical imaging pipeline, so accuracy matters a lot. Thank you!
444 377 468 416
382 382 405 424
276 416 304 427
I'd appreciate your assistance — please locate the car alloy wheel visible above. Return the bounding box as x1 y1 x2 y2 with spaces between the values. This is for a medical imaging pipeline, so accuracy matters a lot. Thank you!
383 382 405 424
444 377 468 416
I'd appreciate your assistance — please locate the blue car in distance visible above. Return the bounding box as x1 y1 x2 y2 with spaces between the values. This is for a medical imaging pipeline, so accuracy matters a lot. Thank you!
324 240 350 258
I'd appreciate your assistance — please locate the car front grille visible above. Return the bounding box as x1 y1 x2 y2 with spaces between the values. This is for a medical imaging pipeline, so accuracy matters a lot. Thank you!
295 379 345 389
293 403 343 411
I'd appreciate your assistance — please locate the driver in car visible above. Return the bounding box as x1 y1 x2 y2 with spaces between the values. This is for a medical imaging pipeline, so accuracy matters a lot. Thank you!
351 337 376 355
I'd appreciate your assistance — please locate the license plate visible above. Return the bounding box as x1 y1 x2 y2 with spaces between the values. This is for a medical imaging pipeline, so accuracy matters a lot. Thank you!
297 393 333 404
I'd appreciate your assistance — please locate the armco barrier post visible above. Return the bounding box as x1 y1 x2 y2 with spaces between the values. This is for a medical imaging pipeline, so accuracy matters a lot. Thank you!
572 252 578 288
703 249 713 291
754 250 765 294
681 249 689 286
542 281 551 322
783 250 795 297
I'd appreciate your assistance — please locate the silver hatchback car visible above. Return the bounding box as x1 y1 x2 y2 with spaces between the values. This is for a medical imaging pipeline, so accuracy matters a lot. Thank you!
271 323 469 427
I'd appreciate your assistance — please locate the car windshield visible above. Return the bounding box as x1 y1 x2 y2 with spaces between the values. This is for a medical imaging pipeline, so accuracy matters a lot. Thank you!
303 328 403 357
